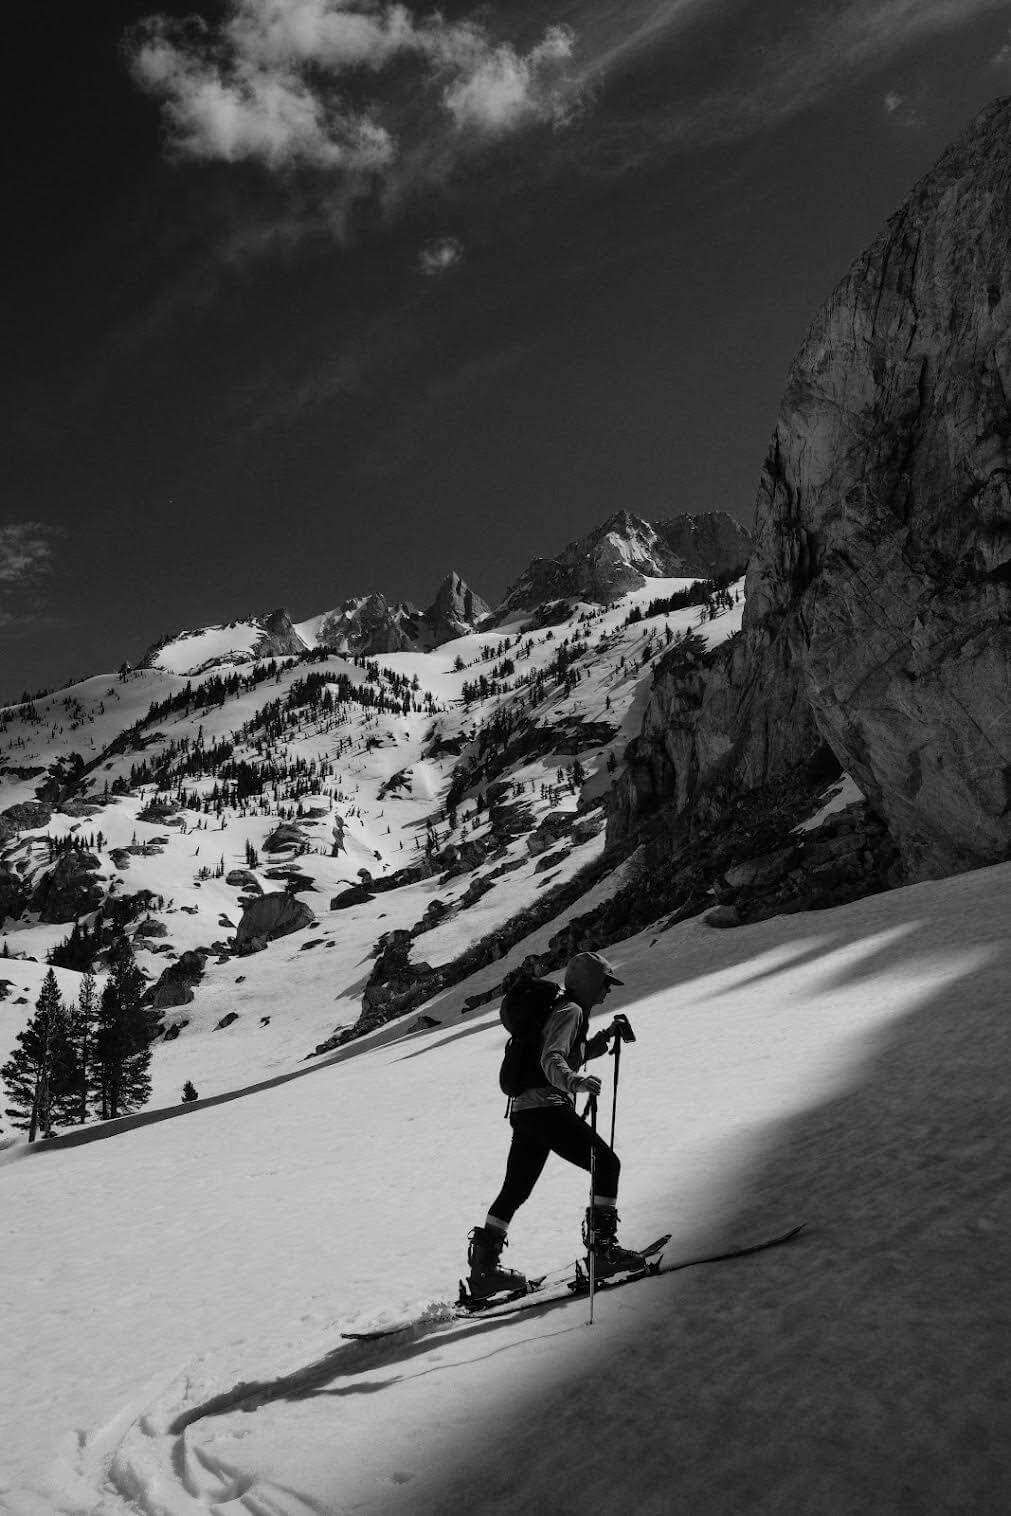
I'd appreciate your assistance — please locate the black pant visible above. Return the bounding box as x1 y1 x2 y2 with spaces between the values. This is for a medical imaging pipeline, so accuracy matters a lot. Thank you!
489 1104 620 1225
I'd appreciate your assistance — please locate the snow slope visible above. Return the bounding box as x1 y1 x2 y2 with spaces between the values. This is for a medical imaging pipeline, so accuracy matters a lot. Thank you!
1 861 1007 1513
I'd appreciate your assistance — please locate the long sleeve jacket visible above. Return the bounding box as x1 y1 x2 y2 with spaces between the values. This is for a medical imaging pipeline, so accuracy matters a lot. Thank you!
509 999 611 1112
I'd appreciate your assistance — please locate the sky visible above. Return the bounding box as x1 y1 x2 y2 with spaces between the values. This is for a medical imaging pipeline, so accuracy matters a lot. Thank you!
4 0 1011 699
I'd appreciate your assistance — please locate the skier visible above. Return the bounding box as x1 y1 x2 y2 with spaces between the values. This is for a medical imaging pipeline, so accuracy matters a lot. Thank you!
466 950 644 1301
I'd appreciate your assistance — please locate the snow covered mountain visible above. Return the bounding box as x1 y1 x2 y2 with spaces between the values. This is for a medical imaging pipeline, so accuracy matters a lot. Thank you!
130 512 748 679
137 573 492 677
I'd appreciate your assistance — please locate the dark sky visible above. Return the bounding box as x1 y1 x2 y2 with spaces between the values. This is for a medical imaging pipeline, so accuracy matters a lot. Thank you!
4 0 1011 699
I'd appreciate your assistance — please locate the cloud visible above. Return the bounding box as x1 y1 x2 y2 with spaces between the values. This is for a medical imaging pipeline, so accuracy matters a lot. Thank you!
442 25 576 133
988 28 1011 67
0 523 59 587
883 87 926 128
0 523 63 634
127 3 582 174
418 236 463 276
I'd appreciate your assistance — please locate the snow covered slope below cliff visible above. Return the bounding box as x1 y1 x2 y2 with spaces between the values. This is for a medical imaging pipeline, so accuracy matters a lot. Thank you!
1 860 1007 1513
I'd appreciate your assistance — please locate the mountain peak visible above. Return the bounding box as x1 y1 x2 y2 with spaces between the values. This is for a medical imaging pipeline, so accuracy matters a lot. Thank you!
494 509 752 620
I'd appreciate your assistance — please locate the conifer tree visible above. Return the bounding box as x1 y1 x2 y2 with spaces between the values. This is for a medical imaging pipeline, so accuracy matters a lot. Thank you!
91 938 152 1120
65 970 99 1126
1 970 76 1140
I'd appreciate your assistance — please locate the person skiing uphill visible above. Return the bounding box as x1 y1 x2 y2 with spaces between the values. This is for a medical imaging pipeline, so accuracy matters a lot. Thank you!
466 950 644 1301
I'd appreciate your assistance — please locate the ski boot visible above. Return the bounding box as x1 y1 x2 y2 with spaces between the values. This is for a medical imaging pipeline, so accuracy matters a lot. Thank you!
465 1225 528 1302
583 1207 646 1279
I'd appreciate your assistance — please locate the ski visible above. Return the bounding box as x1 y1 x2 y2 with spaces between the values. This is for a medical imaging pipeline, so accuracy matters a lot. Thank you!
456 1234 671 1315
340 1225 803 1341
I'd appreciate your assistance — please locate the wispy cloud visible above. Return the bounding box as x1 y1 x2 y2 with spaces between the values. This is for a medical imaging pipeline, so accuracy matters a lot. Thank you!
581 0 1006 164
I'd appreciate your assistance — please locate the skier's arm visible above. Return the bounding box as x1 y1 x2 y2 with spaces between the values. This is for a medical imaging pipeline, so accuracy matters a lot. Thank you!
540 1004 587 1095
584 1027 611 1060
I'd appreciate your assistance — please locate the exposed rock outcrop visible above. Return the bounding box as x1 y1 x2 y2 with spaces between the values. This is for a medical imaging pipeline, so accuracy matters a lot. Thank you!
613 98 1011 880
2 801 53 832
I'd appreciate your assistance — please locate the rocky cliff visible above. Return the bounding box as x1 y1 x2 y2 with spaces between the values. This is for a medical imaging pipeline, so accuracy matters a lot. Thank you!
612 98 1011 880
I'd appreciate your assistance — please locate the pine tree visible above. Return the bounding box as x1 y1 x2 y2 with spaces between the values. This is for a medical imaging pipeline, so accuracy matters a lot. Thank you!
1 970 76 1140
91 938 153 1120
64 970 99 1126
181 1081 198 1103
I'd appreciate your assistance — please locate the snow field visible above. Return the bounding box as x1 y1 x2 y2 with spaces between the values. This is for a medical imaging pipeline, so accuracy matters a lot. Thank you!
2 860 1007 1512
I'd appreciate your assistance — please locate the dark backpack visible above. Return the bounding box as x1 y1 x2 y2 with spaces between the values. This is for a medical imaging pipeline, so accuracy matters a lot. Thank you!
498 977 567 1096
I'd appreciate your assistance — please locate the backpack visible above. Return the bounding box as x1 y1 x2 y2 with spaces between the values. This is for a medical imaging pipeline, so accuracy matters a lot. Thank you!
498 977 567 1097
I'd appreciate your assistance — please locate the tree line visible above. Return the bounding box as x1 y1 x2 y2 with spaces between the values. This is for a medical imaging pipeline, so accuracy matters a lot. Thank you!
1 938 155 1141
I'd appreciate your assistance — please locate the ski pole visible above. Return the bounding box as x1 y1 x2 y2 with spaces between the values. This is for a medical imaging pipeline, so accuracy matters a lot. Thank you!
588 1093 597 1326
610 1036 621 1149
608 1014 635 1148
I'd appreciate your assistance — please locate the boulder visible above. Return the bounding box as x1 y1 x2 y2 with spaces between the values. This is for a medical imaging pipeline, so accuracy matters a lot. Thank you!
264 823 310 853
234 891 316 950
133 916 168 939
142 950 207 1010
330 884 375 910
723 846 799 891
225 868 261 889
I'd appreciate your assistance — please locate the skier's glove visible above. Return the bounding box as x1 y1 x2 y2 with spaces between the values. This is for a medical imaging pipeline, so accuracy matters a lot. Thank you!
572 1074 602 1097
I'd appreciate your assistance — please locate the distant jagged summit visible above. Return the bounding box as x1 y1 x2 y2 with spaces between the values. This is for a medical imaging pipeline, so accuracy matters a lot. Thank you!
494 509 752 620
425 572 491 645
137 574 490 676
313 572 489 657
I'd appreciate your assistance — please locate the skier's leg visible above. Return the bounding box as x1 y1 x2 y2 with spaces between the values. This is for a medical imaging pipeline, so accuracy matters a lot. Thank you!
539 1106 643 1275
539 1103 620 1201
468 1115 552 1299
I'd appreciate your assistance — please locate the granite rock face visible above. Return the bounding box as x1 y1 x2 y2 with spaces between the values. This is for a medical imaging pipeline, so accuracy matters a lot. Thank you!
613 99 1011 879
